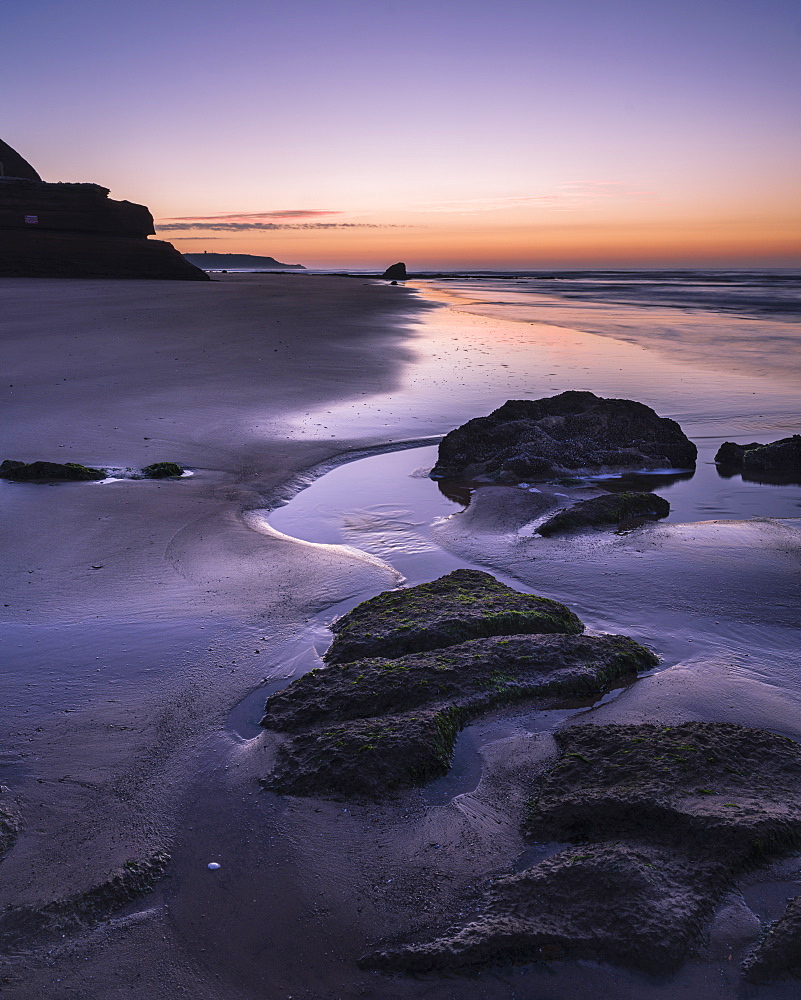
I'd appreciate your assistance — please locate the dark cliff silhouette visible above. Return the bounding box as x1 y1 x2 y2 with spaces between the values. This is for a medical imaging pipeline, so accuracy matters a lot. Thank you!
0 139 207 280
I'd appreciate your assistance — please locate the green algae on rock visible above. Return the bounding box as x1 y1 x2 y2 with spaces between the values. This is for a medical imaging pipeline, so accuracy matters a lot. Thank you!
536 491 670 536
0 459 106 481
261 634 656 799
362 722 801 975
141 461 184 478
324 569 583 665
526 722 801 854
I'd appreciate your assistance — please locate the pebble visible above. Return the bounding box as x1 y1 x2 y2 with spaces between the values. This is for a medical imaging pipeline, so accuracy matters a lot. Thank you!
208 862 221 870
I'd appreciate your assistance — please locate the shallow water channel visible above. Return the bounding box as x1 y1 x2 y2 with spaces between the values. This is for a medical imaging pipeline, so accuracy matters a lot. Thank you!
232 441 801 804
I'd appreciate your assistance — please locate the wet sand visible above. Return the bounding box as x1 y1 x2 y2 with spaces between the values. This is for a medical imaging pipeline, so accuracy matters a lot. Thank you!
1 273 800 998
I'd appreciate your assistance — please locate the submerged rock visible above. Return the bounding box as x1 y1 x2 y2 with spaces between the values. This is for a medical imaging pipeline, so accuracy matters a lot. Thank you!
0 850 170 950
536 491 670 536
715 436 801 476
742 895 801 981
0 459 106 481
142 461 184 478
363 723 801 974
381 262 407 279
261 633 656 799
431 391 697 481
324 569 583 665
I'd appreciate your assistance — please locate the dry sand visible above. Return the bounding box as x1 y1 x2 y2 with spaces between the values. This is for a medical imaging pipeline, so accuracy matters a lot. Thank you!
1 274 800 1000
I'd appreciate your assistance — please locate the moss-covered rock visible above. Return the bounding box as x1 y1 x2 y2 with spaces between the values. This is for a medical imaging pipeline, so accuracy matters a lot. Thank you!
363 723 801 975
526 722 801 854
742 895 801 981
141 461 184 478
261 634 656 799
537 491 670 536
324 569 583 665
715 436 801 476
361 842 728 975
430 391 697 482
0 459 105 481
262 709 464 798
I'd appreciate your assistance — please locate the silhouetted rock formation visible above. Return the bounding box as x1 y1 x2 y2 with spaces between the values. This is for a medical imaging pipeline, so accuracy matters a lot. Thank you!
0 139 207 280
381 262 407 279
183 253 305 270
431 391 697 481
0 139 42 181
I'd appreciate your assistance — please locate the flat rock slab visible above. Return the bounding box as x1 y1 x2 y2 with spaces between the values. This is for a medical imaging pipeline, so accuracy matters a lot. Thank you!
261 634 656 799
537 491 670 536
362 722 801 975
324 568 583 665
526 722 801 855
742 894 801 981
361 842 728 975
430 390 697 481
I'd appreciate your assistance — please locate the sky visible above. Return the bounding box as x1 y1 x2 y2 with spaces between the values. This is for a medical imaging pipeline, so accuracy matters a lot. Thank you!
3 0 800 268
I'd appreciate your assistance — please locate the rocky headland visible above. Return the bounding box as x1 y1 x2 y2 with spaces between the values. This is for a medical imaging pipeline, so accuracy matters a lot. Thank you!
0 139 207 280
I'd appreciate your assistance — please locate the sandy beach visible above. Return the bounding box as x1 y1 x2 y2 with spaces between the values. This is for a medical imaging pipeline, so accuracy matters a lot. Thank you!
1 272 800 999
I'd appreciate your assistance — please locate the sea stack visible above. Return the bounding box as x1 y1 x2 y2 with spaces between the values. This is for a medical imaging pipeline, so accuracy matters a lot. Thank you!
0 138 208 280
381 261 407 279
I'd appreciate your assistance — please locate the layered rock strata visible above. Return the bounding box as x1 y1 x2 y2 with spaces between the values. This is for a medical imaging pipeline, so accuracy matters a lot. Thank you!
363 722 801 974
260 572 656 799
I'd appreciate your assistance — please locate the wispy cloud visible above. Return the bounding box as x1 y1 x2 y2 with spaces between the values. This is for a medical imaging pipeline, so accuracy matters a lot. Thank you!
411 182 656 214
157 220 406 231
156 209 408 232
160 210 342 223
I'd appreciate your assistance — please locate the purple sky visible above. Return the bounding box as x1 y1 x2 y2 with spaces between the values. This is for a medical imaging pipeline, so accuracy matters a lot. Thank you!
3 0 800 266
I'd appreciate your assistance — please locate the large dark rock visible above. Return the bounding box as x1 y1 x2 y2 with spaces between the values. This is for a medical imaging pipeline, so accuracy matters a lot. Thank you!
0 459 106 481
324 569 582 665
260 632 656 799
363 723 801 974
431 391 697 481
742 895 801 981
381 262 407 279
715 436 801 476
537 491 670 536
0 140 208 280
